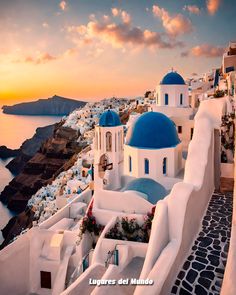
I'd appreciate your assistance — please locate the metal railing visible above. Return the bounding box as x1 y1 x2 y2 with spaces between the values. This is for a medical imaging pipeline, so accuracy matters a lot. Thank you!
105 243 124 267
66 248 94 287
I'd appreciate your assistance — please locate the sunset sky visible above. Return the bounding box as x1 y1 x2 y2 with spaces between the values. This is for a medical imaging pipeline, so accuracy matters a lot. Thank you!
0 0 235 105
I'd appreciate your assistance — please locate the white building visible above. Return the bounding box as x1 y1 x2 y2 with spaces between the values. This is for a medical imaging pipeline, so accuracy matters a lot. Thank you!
124 112 182 180
150 70 195 150
93 109 183 202
93 109 124 191
222 41 236 74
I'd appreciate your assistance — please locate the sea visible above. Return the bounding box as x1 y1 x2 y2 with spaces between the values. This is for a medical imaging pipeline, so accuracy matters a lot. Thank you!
0 110 62 243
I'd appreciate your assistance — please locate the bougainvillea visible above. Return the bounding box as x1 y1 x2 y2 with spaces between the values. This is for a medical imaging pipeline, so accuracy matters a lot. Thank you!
105 206 156 243
77 199 104 246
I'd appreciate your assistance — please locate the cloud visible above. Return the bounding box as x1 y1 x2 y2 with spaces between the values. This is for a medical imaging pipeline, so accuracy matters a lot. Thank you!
121 11 131 24
111 8 131 24
66 18 183 50
206 0 221 15
111 8 120 17
59 1 67 11
42 22 49 28
181 44 225 58
183 5 200 15
153 5 193 36
25 52 57 64
12 48 79 64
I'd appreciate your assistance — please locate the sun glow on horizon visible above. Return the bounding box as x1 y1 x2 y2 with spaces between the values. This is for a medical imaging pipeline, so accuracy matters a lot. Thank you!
0 0 234 104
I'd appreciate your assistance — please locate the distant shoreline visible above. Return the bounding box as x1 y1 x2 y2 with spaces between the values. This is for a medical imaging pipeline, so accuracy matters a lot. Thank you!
2 95 86 116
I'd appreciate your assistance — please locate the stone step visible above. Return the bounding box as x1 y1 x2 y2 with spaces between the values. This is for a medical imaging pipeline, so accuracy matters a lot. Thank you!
171 192 233 295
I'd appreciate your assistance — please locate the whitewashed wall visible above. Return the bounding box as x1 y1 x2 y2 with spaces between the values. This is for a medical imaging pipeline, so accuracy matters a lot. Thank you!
156 84 189 107
124 144 182 181
0 233 30 295
150 105 193 118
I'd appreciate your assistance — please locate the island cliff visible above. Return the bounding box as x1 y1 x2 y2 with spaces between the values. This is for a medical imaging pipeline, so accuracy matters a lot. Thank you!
2 95 86 116
0 124 56 175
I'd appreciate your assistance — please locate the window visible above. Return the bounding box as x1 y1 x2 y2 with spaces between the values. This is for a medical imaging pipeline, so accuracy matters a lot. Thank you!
180 93 183 105
191 128 194 139
40 271 51 289
163 157 167 175
165 93 169 105
129 156 132 172
144 158 149 174
178 126 182 134
106 132 112 152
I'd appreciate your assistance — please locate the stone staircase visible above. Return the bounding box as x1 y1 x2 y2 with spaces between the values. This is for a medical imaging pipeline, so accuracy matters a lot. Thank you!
171 192 233 295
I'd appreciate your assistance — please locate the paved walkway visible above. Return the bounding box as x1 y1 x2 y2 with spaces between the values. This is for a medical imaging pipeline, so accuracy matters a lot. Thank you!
171 192 233 295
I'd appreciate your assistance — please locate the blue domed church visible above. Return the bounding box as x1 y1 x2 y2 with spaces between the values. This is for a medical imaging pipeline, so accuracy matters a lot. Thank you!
156 70 189 108
124 111 182 182
93 107 183 212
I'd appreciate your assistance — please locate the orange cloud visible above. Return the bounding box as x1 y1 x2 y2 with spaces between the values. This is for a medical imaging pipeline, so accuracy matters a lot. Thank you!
183 5 201 15
181 44 225 58
206 0 221 15
67 20 183 50
121 11 131 24
59 1 67 11
111 8 120 17
111 8 131 24
12 52 58 64
153 5 193 36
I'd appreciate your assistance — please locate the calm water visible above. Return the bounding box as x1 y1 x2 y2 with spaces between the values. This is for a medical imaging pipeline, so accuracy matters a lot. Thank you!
0 110 62 243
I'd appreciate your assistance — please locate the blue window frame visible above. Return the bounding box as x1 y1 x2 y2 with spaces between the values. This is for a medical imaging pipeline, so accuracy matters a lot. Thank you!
163 157 167 175
129 156 132 172
165 93 168 105
180 93 183 105
144 158 149 174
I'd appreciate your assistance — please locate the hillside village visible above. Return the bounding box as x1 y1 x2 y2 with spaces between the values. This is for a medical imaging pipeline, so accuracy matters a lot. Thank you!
0 41 236 295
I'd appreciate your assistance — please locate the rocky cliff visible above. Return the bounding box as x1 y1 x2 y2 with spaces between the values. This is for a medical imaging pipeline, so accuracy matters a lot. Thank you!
6 124 56 174
0 146 20 159
2 95 86 115
0 122 84 249
0 123 82 212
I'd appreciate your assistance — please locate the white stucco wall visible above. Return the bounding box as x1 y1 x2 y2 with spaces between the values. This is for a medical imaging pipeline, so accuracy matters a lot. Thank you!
173 117 195 150
0 233 30 295
41 189 92 229
156 84 189 107
124 143 182 180
93 189 153 225
150 105 193 119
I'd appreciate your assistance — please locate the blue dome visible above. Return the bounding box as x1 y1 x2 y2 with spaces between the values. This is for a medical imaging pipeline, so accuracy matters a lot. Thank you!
161 71 185 85
121 178 167 204
99 110 121 127
126 112 180 149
